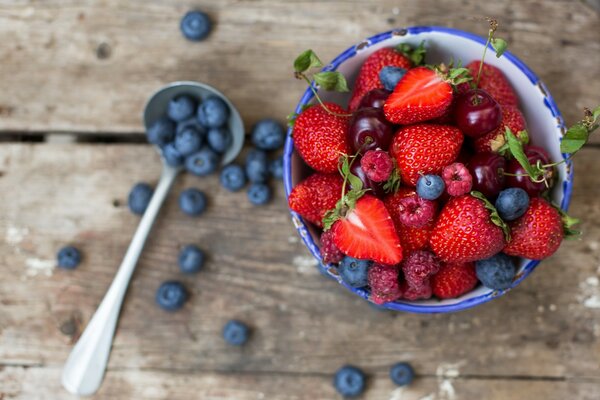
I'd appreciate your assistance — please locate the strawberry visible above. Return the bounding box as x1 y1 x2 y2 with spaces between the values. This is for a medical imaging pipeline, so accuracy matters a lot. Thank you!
383 67 455 125
431 262 478 299
330 195 403 265
293 103 351 173
503 198 565 260
467 61 518 107
288 173 344 228
429 193 507 263
390 124 464 186
474 106 527 153
348 47 413 111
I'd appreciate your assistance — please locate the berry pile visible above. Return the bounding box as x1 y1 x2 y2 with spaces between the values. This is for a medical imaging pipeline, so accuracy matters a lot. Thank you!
289 21 594 305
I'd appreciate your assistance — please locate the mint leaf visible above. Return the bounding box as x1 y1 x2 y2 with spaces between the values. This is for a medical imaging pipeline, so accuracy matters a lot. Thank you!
491 37 508 57
506 128 540 178
560 124 588 154
313 71 349 92
293 49 323 73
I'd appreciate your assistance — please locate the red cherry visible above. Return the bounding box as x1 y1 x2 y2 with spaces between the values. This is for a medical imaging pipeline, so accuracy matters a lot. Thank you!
453 89 502 138
468 152 506 199
358 88 391 110
505 146 554 197
347 107 394 153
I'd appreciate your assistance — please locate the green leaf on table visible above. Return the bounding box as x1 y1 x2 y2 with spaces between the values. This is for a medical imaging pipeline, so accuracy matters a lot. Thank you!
293 49 323 73
505 127 540 179
313 71 349 92
560 123 588 154
491 37 508 57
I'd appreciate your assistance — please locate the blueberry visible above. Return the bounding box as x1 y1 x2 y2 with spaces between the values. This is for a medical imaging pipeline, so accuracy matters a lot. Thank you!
162 143 184 167
251 119 285 151
247 183 271 205
379 66 407 91
197 96 229 128
495 188 530 221
178 244 205 274
220 163 247 192
475 253 517 290
167 95 197 122
207 127 232 154
180 10 211 42
389 362 415 386
147 117 175 146
222 320 250 346
269 156 284 180
185 147 219 176
175 127 204 157
178 188 207 216
128 182 154 215
155 281 188 311
416 174 445 200
333 365 366 397
338 256 371 288
176 117 206 135
57 246 82 270
245 149 268 183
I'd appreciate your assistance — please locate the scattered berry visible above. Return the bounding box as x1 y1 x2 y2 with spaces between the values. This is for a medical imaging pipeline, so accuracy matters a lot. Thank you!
220 163 247 192
320 230 344 264
156 281 188 311
178 244 205 274
247 183 271 205
495 188 529 221
288 173 344 228
368 263 402 304
379 66 407 91
252 119 285 151
397 195 436 228
162 143 184 167
401 250 440 288
475 253 516 290
180 10 212 42
147 117 175 146
269 156 284 180
197 96 229 128
167 95 196 122
333 365 366 397
360 149 394 182
57 246 82 270
338 256 371 288
416 174 445 200
431 262 478 299
222 320 250 346
178 188 207 216
442 162 472 196
128 182 154 215
389 362 415 386
207 127 232 154
185 147 219 176
175 126 204 157
245 149 269 183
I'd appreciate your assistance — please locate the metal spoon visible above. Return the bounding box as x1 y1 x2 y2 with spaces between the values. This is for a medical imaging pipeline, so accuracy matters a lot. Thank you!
61 81 245 396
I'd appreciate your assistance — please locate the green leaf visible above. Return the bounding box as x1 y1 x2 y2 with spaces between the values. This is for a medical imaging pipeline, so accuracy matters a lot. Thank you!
553 205 581 239
293 49 323 73
470 191 511 241
505 128 540 179
491 37 508 57
347 172 363 192
383 168 401 193
592 106 600 122
287 111 298 128
397 41 427 66
313 72 349 92
560 124 588 154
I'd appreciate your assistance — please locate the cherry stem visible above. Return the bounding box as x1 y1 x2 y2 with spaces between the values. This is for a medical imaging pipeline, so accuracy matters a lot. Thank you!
475 18 498 90
299 74 353 118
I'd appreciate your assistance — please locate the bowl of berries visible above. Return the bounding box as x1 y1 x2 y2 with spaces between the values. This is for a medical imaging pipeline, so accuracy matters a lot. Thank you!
284 23 598 313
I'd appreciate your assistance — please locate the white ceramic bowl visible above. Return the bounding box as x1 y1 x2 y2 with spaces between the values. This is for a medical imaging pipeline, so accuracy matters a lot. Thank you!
283 27 573 313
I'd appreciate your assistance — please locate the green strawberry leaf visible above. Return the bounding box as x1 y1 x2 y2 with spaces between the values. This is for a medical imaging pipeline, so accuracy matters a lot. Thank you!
397 41 427 66
293 49 323 73
471 191 511 241
491 37 508 57
552 205 581 239
383 167 401 193
313 71 350 92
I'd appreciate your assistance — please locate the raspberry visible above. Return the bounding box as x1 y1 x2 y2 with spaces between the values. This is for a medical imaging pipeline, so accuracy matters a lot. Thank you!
360 150 394 182
368 263 402 304
320 230 344 264
442 162 472 196
401 250 441 288
401 280 432 301
397 196 436 228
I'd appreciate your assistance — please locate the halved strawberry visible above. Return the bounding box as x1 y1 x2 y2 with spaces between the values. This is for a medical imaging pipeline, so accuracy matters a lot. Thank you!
383 67 453 125
331 195 403 265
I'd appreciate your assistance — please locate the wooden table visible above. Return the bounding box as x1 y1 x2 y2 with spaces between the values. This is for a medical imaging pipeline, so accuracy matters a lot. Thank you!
1 1 599 399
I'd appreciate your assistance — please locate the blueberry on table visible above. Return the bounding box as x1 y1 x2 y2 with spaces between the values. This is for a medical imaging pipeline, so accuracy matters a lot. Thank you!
178 244 205 274
161 143 184 167
167 95 197 122
155 281 188 311
197 96 229 128
175 127 204 157
251 119 285 151
185 147 219 176
338 256 371 288
416 174 445 200
245 149 268 183
379 66 407 91
495 187 530 221
220 164 247 192
389 362 415 386
222 320 250 346
476 253 517 290
180 10 212 42
147 117 175 146
207 127 232 154
333 365 366 397
269 155 284 180
128 182 154 215
247 183 271 205
178 188 207 216
57 246 82 270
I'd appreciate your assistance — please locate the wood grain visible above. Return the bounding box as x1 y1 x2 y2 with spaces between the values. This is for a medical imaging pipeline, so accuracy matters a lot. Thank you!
0 0 598 135
0 143 599 399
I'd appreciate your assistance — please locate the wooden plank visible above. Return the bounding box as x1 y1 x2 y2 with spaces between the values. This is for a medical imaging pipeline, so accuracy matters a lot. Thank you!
0 0 598 134
0 143 599 400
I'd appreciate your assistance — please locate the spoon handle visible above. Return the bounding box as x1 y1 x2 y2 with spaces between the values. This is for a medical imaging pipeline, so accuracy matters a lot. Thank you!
62 165 179 396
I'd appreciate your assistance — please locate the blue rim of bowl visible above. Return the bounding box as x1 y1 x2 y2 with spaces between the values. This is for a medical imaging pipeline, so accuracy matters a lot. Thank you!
283 26 573 313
